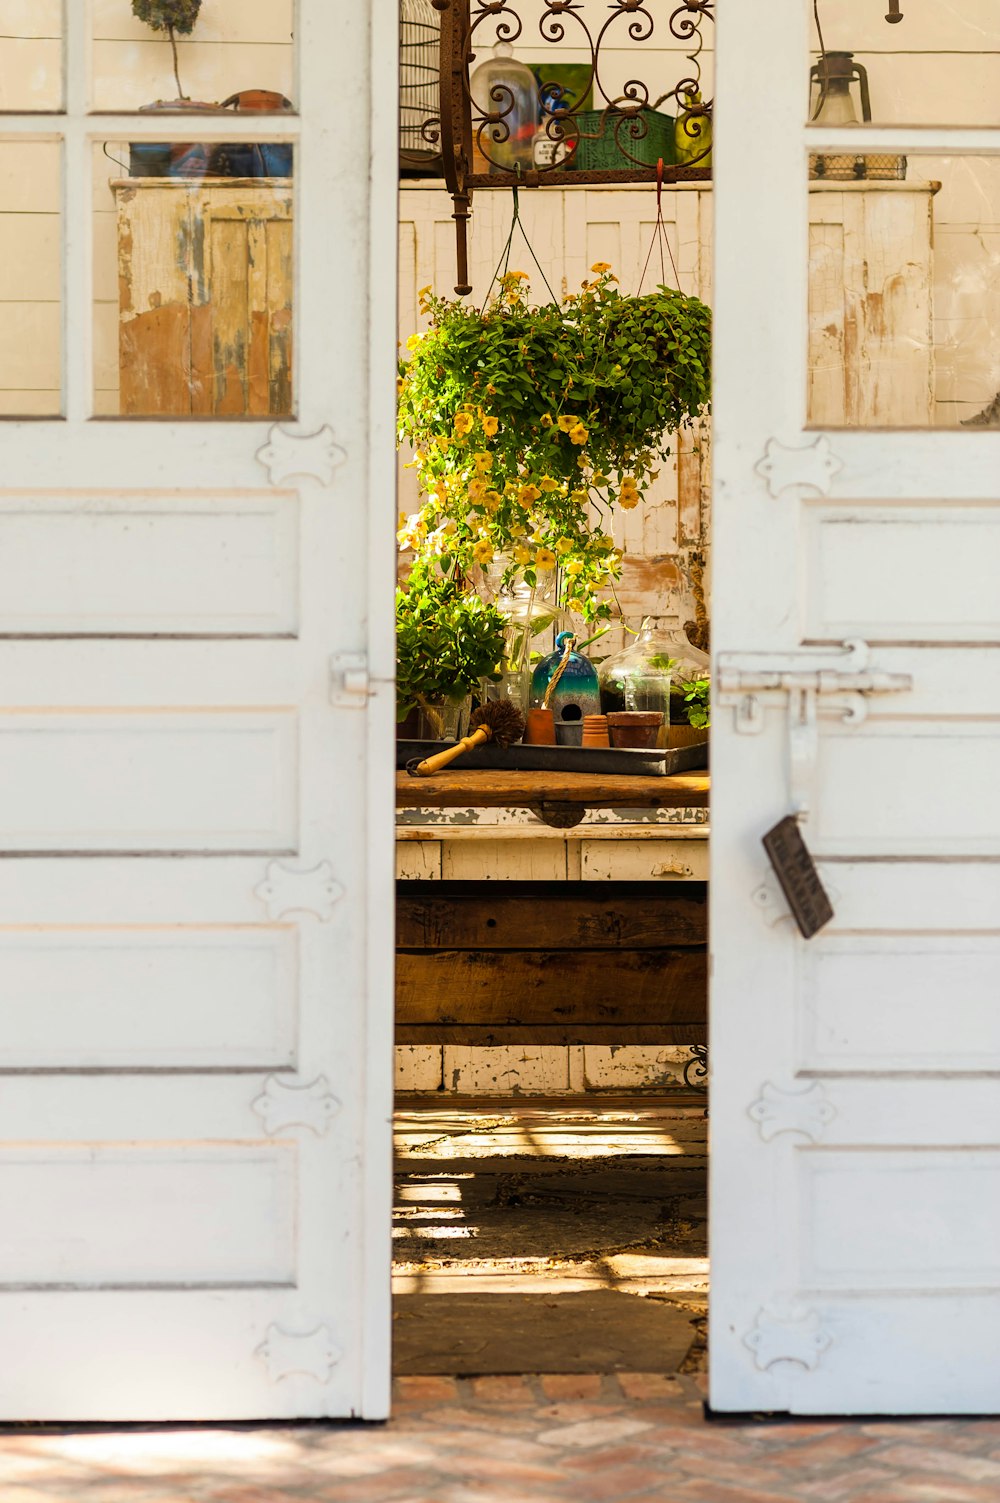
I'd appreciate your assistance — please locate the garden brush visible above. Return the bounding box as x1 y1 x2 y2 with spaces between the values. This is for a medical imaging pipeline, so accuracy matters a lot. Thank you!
406 700 525 777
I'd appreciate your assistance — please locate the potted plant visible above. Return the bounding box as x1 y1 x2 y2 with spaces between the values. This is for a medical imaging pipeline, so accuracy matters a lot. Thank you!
132 0 203 102
397 263 711 626
396 565 507 739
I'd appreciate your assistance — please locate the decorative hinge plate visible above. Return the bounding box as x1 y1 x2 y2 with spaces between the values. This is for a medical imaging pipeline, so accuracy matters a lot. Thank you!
744 1305 833 1372
717 639 912 815
330 651 372 708
252 1074 342 1136
256 1322 343 1384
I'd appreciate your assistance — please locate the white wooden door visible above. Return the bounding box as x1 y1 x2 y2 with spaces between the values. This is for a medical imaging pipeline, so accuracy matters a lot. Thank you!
711 3 1000 1412
0 1 396 1419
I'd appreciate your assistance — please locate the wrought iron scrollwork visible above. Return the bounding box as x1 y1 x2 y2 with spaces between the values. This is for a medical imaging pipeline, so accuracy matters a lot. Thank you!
429 0 714 293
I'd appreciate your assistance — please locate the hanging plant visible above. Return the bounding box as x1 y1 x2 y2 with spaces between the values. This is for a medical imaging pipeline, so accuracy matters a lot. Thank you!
132 0 203 100
397 264 711 622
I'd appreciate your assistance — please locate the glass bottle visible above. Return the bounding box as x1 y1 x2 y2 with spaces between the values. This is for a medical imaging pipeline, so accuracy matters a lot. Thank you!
470 42 538 175
598 616 709 745
675 88 712 169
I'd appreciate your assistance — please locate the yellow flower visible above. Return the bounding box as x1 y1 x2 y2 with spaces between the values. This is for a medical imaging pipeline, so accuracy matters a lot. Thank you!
620 474 639 492
481 416 499 438
417 284 432 298
473 451 493 473
434 435 450 452
564 559 584 577
555 537 574 555
566 597 585 614
405 332 422 352
590 261 613 274
432 479 448 501
535 548 557 572
512 544 532 566
482 489 502 511
557 414 577 433
592 472 609 487
618 490 639 510
501 270 530 283
540 413 554 428
518 484 541 505
453 412 474 436
569 424 589 446
570 489 589 505
539 475 560 493
467 479 487 502
472 540 494 566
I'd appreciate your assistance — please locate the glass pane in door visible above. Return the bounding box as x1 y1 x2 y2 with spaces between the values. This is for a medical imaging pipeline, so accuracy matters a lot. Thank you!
807 0 1000 126
0 0 62 112
94 140 293 417
91 0 294 112
808 156 1000 429
0 140 60 415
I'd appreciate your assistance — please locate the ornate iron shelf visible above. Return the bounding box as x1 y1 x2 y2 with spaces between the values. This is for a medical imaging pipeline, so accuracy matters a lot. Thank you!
425 0 715 292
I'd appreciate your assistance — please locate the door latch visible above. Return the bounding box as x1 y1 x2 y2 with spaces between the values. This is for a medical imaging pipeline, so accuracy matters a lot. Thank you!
329 651 372 708
717 638 912 815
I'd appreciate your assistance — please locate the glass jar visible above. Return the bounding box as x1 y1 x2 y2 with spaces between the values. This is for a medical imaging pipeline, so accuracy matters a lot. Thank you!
484 559 561 673
598 617 709 746
470 42 538 175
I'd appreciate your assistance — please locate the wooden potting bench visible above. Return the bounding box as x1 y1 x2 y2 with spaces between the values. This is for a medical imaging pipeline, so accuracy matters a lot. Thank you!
395 767 710 1055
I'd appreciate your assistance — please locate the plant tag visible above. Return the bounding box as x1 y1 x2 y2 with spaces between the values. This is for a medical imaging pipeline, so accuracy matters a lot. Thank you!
762 816 834 939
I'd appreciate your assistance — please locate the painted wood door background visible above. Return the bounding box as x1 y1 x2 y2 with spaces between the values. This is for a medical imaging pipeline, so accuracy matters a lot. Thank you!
710 0 1000 1414
0 0 396 1421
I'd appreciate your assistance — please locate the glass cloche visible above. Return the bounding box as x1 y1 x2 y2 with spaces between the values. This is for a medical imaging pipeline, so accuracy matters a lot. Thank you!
598 616 710 744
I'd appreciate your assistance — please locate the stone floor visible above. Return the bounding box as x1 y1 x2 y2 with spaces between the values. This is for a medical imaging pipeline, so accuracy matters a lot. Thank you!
4 1377 1000 1502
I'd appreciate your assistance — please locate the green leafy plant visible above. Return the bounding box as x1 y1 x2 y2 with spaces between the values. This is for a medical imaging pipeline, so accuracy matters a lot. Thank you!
681 676 710 729
397 264 711 622
396 565 507 734
132 0 202 99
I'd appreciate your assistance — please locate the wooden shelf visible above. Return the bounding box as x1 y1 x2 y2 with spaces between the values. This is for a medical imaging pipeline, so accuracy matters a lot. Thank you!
396 767 710 811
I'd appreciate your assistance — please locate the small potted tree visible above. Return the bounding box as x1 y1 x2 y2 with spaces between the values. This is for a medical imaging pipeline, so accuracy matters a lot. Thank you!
132 0 203 103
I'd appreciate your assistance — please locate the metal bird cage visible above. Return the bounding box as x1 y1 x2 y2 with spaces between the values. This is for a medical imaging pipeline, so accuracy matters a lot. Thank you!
400 0 443 176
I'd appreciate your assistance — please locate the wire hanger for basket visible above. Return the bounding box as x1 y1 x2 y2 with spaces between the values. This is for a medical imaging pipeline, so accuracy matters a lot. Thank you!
483 177 560 310
639 156 681 291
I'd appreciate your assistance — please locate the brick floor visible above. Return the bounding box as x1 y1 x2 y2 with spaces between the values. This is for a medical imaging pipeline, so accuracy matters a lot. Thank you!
2 1375 1000 1502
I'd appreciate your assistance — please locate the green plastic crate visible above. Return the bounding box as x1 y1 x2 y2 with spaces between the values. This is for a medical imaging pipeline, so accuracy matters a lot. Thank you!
572 107 676 171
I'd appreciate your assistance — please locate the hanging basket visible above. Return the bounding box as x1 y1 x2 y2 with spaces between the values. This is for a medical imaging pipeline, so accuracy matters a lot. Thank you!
573 107 676 172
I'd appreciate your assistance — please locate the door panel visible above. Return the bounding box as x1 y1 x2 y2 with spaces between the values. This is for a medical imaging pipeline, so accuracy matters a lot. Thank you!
712 0 1000 1413
0 0 396 1419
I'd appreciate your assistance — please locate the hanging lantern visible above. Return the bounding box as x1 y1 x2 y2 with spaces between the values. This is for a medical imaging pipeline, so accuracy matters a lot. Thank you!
809 50 905 181
399 0 443 176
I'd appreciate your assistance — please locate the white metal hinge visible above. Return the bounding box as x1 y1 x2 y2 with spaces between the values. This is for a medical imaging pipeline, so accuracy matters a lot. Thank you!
717 639 912 816
330 651 372 707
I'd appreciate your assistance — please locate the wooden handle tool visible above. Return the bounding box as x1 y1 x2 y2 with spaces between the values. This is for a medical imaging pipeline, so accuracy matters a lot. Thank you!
406 700 525 778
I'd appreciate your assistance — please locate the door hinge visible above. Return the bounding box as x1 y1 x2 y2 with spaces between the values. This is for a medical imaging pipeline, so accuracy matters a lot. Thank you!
717 639 912 816
329 651 372 708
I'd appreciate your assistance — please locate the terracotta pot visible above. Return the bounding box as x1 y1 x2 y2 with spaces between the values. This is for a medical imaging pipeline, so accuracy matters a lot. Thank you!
581 713 610 749
607 711 663 749
523 707 557 745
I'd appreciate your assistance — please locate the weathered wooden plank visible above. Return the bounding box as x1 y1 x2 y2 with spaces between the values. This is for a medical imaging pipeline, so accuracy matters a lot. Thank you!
396 948 707 1027
396 1023 707 1046
396 768 711 809
396 881 708 949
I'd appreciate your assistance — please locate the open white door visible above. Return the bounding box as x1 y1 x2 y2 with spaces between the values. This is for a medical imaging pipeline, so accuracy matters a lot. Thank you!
711 2 1000 1412
0 0 396 1419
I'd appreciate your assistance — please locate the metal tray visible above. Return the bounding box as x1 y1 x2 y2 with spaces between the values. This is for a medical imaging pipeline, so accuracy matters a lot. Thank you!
396 739 709 777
